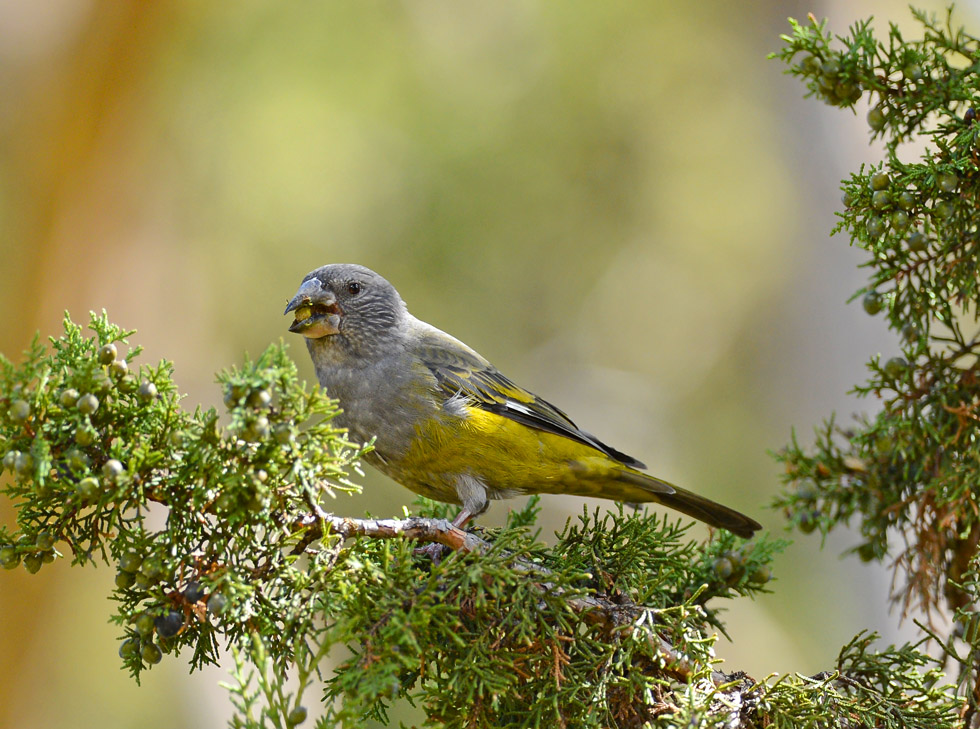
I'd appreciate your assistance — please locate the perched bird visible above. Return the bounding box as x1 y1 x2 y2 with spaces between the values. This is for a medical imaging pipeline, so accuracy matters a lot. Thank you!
285 264 761 538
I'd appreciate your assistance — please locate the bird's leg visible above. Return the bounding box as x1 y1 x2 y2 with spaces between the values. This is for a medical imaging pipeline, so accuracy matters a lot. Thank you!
453 476 487 529
416 477 486 562
451 508 474 530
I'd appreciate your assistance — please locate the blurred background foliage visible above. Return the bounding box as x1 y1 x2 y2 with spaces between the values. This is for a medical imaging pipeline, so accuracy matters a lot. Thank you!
0 1 969 727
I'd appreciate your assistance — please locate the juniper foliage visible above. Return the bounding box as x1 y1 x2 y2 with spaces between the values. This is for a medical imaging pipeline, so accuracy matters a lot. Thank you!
0 311 959 728
1 8 979 727
773 5 980 723
0 312 784 727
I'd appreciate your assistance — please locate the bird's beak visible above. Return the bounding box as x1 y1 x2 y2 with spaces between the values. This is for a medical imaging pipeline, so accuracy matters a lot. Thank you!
284 278 341 338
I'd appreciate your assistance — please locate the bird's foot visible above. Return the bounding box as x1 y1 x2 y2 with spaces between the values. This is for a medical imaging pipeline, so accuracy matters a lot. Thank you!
413 542 450 564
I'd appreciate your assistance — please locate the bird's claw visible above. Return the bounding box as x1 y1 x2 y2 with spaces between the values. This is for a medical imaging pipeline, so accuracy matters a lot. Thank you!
414 542 450 564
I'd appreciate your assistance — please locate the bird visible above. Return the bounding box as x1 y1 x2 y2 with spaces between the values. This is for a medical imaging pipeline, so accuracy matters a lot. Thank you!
284 264 761 538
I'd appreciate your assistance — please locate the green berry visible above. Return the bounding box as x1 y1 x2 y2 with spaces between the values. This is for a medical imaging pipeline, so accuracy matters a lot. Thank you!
862 292 884 315
119 639 140 660
937 171 958 193
903 64 923 81
76 476 101 501
35 532 55 551
800 56 821 75
75 426 97 447
98 344 118 365
41 551 54 564
109 359 129 378
8 399 30 423
866 217 885 238
245 416 270 442
867 107 886 131
60 388 80 407
65 448 90 473
14 451 34 477
141 642 163 665
749 566 772 584
140 557 166 582
834 81 859 104
134 572 155 590
907 231 927 252
118 375 138 393
287 706 308 726
224 384 248 408
902 324 921 342
871 190 891 210
713 557 733 580
168 430 185 448
897 191 916 210
103 459 125 483
208 593 228 616
23 553 42 574
76 393 99 415
934 200 955 219
115 570 137 589
0 546 19 570
870 171 890 191
247 389 272 409
134 612 156 637
3 450 18 472
118 551 142 573
890 210 910 231
884 357 908 378
138 381 158 402
92 375 113 394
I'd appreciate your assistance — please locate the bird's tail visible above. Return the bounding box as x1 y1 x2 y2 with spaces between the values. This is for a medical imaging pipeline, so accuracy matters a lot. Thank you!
615 470 761 539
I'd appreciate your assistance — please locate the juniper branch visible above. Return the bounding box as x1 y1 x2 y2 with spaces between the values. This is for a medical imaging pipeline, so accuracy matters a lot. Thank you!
294 509 728 686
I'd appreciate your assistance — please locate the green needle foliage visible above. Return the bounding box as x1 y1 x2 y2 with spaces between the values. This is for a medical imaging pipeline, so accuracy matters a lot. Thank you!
0 312 788 727
772 4 980 723
0 311 961 729
3 9 980 727
0 313 368 680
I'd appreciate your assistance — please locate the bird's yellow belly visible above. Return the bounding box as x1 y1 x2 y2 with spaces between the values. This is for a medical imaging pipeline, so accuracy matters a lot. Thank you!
389 405 622 503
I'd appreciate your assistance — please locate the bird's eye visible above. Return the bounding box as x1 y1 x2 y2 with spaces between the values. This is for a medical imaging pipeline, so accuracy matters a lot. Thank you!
346 281 362 296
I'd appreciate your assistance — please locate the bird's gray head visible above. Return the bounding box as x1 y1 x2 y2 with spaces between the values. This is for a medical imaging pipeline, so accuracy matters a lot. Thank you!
284 264 407 356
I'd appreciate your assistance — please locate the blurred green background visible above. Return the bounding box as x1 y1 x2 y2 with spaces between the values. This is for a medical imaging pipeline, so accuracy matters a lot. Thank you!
0 1 965 727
